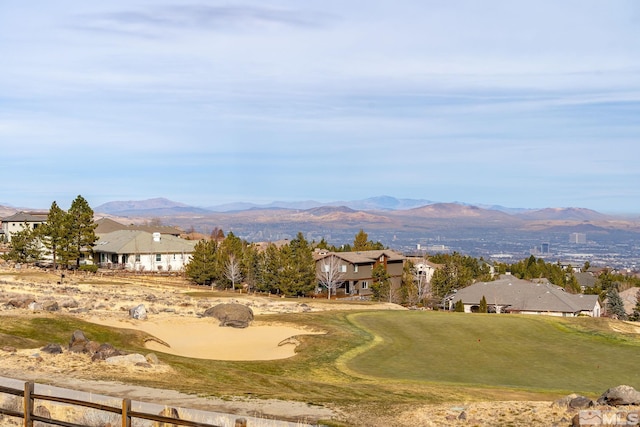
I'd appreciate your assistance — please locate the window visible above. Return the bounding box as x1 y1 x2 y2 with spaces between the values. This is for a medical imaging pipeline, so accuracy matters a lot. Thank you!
340 265 347 273
354 265 358 273
379 256 385 262
135 254 141 262
155 254 161 262
322 264 330 273
361 281 368 289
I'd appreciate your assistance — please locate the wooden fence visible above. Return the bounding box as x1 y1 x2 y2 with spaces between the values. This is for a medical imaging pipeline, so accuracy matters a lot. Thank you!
0 382 248 427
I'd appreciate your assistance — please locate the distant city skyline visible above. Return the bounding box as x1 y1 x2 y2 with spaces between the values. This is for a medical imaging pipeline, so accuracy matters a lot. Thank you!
2 1 640 214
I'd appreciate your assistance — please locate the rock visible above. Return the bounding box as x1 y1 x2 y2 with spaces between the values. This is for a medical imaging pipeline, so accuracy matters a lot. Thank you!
552 393 581 409
1 346 17 353
105 353 148 366
42 300 59 312
28 301 44 311
129 304 148 320
58 297 79 309
68 330 90 353
40 343 63 354
569 396 593 409
458 410 467 420
203 303 254 328
597 385 640 406
91 343 122 361
7 294 35 308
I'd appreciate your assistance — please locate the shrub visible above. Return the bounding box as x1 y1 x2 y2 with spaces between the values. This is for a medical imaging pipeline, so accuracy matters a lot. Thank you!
79 264 98 273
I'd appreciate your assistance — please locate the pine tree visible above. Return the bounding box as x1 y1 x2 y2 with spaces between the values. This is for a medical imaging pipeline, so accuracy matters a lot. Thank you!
2 223 41 264
66 195 98 269
371 264 391 302
279 232 315 296
353 229 369 251
185 239 219 286
479 295 488 313
630 289 640 322
454 299 464 312
39 201 67 270
606 288 627 320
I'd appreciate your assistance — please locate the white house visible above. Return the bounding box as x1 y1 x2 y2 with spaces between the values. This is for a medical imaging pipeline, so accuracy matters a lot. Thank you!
1 211 48 242
450 276 601 317
93 229 197 272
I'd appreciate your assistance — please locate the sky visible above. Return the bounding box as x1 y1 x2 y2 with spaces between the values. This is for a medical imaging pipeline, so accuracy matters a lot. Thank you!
1 1 640 214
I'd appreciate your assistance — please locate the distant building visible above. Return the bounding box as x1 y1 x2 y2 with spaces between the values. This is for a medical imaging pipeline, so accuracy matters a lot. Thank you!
570 233 587 244
314 250 406 297
1 211 48 242
93 229 197 272
449 276 601 317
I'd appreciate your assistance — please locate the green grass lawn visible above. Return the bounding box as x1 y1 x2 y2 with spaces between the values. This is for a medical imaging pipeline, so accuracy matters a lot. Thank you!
346 311 640 394
1 307 639 423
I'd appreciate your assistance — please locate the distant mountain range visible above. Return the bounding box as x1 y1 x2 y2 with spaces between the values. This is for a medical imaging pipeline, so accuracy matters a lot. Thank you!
85 196 640 238
4 196 640 254
94 196 534 216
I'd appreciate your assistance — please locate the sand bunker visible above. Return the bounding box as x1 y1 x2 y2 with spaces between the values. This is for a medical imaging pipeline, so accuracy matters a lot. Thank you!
85 316 320 361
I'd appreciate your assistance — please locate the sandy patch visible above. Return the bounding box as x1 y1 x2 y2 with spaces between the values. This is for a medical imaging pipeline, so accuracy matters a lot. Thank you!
85 316 322 360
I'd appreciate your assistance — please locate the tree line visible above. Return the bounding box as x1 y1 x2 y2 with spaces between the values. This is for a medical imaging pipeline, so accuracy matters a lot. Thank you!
2 195 97 270
185 231 317 296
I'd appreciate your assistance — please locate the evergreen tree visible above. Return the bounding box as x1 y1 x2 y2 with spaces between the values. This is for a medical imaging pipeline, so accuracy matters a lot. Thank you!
241 244 260 293
66 195 97 269
257 243 282 294
2 223 41 264
371 264 391 302
279 232 315 296
630 289 640 322
185 239 219 286
479 295 488 313
39 201 67 270
606 288 627 320
353 229 369 251
454 299 464 312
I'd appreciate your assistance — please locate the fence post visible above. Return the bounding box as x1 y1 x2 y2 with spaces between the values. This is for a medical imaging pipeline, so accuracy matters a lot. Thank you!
23 382 34 427
122 398 131 427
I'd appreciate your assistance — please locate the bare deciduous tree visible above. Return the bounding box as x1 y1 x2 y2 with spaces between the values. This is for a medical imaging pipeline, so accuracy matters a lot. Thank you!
225 254 242 291
316 255 345 299
412 258 432 306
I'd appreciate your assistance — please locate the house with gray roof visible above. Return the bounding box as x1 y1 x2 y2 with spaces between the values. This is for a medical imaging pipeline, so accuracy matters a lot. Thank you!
93 229 197 272
1 211 48 242
450 275 601 317
314 249 406 297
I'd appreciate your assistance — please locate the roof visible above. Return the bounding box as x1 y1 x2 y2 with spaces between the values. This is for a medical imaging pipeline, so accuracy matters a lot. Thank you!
620 287 639 315
316 250 406 264
1 211 49 222
574 272 597 288
93 230 197 254
452 276 600 314
95 217 183 236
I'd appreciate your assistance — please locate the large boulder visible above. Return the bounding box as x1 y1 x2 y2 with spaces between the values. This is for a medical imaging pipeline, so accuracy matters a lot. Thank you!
40 343 63 355
91 343 123 361
129 304 148 320
203 303 254 328
68 330 90 353
597 385 640 406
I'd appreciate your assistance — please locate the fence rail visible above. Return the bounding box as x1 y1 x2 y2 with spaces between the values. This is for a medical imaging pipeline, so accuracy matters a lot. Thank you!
0 381 248 427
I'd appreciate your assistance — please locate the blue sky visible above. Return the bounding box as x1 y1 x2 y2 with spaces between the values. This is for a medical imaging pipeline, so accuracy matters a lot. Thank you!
1 1 640 213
